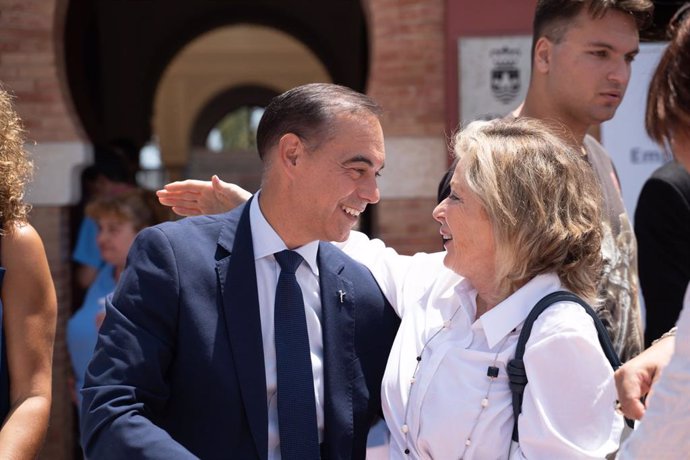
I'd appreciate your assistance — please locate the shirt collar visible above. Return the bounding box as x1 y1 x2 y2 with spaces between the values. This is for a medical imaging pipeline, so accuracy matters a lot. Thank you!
472 273 562 348
249 191 320 276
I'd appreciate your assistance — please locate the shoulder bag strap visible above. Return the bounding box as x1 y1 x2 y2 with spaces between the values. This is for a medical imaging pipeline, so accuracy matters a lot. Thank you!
507 290 625 443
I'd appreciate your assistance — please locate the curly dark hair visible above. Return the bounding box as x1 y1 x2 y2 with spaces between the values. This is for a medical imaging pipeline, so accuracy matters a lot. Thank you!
0 86 32 235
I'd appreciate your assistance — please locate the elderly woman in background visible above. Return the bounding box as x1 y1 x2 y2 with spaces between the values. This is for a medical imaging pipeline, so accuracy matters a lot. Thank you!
0 86 57 457
158 117 623 458
67 189 169 414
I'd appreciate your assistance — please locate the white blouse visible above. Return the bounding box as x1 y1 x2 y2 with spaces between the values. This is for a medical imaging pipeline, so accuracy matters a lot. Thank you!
618 283 690 459
340 232 623 459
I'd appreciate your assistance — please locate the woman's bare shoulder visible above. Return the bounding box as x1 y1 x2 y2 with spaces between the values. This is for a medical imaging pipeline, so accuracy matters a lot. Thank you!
2 222 50 275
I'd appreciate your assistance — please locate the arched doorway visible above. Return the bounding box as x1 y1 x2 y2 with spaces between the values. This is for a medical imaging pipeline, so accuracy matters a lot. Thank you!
151 24 332 189
63 0 370 154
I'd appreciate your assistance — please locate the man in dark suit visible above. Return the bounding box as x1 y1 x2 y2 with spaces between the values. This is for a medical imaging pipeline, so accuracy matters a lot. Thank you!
635 160 690 347
80 83 400 460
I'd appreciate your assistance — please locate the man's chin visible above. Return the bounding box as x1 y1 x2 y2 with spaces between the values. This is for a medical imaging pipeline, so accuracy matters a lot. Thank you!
592 107 619 124
330 230 352 243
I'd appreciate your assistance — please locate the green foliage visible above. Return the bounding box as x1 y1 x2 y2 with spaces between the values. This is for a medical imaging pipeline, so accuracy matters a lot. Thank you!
212 106 262 151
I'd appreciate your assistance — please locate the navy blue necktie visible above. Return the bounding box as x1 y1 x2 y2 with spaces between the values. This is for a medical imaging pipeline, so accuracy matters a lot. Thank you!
274 250 320 460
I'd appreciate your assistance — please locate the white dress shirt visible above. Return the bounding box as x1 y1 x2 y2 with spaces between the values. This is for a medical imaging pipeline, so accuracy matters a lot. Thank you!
250 194 324 460
618 283 690 459
340 231 623 459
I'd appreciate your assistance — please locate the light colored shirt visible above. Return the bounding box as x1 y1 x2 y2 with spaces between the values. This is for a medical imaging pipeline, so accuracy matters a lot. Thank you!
250 194 323 460
340 231 623 459
72 216 104 268
618 283 690 459
67 264 116 410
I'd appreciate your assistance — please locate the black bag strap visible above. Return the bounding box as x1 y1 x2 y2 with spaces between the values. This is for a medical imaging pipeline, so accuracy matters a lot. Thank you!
506 290 627 443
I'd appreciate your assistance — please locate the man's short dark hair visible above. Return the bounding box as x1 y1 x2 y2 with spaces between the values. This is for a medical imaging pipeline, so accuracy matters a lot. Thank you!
531 0 653 56
256 83 382 160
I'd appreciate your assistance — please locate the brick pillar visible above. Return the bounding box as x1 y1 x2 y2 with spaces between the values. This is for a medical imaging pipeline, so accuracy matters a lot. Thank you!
0 1 87 458
365 0 447 255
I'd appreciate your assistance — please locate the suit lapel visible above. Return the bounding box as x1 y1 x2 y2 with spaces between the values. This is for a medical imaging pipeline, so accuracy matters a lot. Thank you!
216 197 268 460
318 242 356 459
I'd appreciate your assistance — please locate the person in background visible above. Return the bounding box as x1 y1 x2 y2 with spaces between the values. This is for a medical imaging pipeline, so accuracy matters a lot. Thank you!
635 160 690 347
507 0 650 361
72 146 137 291
615 4 690 457
633 2 690 346
67 189 169 414
0 85 57 457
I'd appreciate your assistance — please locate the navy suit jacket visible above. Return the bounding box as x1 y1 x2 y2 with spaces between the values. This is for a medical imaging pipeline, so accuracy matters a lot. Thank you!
80 199 399 459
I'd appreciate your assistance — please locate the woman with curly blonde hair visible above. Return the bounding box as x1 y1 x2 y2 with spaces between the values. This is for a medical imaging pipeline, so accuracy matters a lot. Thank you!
0 86 57 458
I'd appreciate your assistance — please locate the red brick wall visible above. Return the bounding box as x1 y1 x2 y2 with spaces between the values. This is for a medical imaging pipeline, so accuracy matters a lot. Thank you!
367 0 446 137
0 0 82 141
374 198 444 255
366 0 447 255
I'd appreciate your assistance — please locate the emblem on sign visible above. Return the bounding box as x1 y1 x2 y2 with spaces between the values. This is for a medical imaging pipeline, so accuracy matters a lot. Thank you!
490 46 521 104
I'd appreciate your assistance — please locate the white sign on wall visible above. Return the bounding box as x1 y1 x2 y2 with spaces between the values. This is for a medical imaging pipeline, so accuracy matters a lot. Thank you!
601 42 669 217
459 36 532 125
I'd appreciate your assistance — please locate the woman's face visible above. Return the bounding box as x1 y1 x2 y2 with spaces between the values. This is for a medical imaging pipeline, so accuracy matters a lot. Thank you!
96 214 138 269
432 163 497 290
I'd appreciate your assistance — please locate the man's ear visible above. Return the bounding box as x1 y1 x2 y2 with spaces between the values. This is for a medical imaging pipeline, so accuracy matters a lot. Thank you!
276 133 304 173
534 37 553 74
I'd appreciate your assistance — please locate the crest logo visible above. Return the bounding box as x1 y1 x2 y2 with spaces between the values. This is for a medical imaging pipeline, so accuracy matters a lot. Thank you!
490 46 521 104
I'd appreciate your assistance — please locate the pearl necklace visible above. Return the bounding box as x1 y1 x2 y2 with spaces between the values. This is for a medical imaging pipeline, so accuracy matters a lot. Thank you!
400 305 511 458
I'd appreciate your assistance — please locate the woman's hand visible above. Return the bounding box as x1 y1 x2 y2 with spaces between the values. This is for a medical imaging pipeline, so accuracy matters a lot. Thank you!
614 333 675 420
156 175 251 216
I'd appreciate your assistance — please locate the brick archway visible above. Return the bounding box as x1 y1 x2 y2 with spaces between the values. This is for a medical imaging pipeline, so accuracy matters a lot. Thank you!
63 0 370 152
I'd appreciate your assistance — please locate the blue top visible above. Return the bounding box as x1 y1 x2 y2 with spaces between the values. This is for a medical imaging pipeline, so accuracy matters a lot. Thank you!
67 264 116 410
0 265 9 421
72 217 104 269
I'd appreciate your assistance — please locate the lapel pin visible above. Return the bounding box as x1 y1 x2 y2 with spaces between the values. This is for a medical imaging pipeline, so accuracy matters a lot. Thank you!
338 290 346 304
